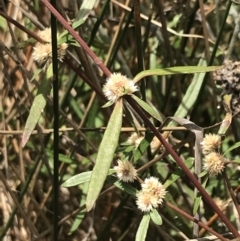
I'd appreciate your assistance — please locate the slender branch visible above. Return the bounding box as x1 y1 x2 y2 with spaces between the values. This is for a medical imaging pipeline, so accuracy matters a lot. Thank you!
223 171 240 218
41 0 111 77
166 202 228 241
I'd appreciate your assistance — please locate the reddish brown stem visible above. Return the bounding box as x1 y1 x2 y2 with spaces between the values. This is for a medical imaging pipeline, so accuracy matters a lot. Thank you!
166 202 228 241
41 0 111 77
223 171 240 218
0 10 45 43
64 57 105 100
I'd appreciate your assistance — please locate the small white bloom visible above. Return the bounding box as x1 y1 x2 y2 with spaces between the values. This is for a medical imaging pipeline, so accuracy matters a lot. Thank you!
32 43 52 63
127 133 139 145
103 73 138 103
38 28 52 43
114 160 137 182
136 177 166 212
141 176 160 191
127 133 144 148
32 28 68 64
57 43 68 62
201 134 221 155
203 152 226 176
136 191 158 212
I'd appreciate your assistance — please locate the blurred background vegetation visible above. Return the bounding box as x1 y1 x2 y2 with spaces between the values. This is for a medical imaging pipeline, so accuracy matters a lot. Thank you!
0 0 240 240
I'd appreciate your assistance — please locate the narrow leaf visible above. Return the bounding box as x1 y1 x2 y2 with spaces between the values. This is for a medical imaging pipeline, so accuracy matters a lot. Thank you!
102 100 114 108
22 79 51 147
223 141 240 155
69 182 88 234
133 65 222 83
62 169 116 187
62 171 92 187
172 59 207 122
150 209 162 225
193 195 202 216
131 95 163 122
114 180 138 196
164 158 193 189
198 170 208 178
86 99 123 211
30 67 42 82
58 0 97 43
134 133 153 162
74 0 98 26
193 177 208 215
136 214 150 241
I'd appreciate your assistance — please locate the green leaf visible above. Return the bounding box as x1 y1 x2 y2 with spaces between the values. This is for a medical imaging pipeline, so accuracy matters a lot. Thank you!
198 170 208 178
164 158 193 189
22 79 51 147
131 95 163 122
193 195 202 216
74 0 98 27
62 171 92 187
223 141 240 156
46 150 74 164
30 67 43 82
30 62 52 82
17 38 37 49
69 182 88 234
135 213 150 241
86 99 123 211
58 0 98 44
133 133 154 162
102 100 114 108
150 209 162 225
172 59 208 122
133 65 222 83
62 169 116 187
114 180 138 196
46 62 53 79
193 177 208 215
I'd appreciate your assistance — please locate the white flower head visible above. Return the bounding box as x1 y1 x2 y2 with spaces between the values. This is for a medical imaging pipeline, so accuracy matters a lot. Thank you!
57 43 68 62
32 43 52 64
201 134 221 155
203 152 226 176
136 177 166 212
127 133 139 145
38 28 52 43
114 160 137 182
32 28 68 64
103 73 138 103
127 133 144 148
136 191 159 212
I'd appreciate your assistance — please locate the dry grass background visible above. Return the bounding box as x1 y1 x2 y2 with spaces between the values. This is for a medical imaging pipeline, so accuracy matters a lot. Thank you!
0 0 240 241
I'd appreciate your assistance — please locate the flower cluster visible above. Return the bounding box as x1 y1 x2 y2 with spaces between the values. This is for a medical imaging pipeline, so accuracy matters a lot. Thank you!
127 133 166 154
127 133 144 148
203 152 226 176
136 177 166 212
201 134 221 155
103 73 138 103
201 133 226 176
114 160 137 182
32 28 68 64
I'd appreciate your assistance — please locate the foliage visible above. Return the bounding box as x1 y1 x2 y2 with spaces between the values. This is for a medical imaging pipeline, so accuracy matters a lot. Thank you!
0 0 240 241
